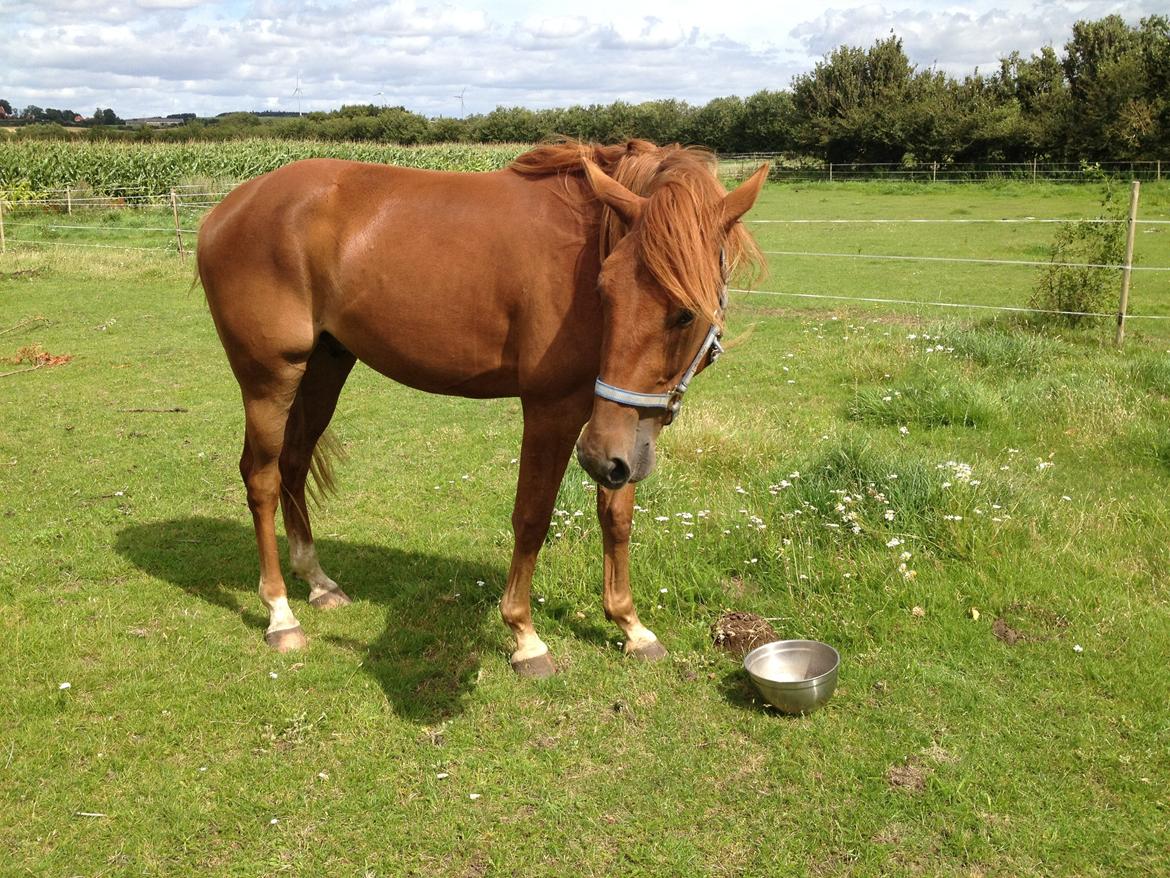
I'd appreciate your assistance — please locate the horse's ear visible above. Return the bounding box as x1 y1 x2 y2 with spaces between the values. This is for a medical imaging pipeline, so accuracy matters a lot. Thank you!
581 157 645 226
722 163 769 230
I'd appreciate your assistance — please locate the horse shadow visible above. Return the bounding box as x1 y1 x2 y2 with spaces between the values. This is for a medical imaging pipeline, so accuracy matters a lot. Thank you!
115 516 503 724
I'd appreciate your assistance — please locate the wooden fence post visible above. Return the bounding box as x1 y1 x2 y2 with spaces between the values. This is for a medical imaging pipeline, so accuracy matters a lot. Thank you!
66 188 72 215
828 162 833 182
1115 180 1141 347
0 199 6 254
170 188 186 258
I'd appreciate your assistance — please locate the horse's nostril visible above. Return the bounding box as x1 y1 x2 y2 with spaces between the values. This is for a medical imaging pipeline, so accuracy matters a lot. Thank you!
608 457 630 485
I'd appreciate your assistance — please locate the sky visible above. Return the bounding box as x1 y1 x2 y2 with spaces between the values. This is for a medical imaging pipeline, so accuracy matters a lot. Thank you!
2 0 1164 119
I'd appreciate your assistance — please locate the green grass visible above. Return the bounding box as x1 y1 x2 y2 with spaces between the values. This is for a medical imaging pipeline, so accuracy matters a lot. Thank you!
744 179 1170 319
2 183 1170 876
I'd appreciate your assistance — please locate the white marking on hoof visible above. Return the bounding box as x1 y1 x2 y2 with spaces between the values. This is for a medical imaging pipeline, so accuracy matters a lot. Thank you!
510 636 550 665
264 595 301 635
290 537 346 602
309 584 352 609
622 625 659 655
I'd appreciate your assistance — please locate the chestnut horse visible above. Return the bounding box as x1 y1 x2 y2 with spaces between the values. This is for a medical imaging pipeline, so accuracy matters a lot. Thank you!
197 140 767 677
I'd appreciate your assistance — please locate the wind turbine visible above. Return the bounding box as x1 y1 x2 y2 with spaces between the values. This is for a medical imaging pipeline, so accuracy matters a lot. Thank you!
293 72 304 116
453 87 466 118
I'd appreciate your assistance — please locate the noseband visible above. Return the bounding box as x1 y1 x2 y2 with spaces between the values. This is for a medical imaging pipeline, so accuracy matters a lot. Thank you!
594 250 728 426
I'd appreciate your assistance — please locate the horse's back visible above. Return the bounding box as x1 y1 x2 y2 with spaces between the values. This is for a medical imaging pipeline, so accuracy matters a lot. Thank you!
198 158 601 399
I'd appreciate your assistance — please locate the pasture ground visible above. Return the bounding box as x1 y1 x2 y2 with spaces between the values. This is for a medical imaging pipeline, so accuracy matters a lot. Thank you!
2 181 1169 876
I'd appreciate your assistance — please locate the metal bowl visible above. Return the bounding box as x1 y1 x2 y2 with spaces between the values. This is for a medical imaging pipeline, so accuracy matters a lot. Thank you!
743 639 840 715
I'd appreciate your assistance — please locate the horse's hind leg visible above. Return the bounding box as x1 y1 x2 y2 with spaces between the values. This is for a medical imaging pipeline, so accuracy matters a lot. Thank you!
279 337 357 609
238 363 310 651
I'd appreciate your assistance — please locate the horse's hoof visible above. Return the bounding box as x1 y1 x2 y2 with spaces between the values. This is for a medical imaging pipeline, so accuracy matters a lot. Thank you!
309 587 352 610
511 652 557 679
265 625 307 652
627 639 668 662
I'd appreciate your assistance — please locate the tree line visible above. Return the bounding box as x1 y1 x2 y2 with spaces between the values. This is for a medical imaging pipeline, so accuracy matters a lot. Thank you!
1 100 121 126
6 14 1168 161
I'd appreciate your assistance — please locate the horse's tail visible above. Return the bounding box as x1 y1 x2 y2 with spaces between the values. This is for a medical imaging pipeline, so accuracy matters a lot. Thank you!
307 428 345 507
189 209 216 295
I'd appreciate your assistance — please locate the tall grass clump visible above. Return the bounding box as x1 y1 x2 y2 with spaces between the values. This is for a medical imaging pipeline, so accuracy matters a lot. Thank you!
847 370 1003 429
1127 349 1170 397
763 435 1018 561
944 324 1065 375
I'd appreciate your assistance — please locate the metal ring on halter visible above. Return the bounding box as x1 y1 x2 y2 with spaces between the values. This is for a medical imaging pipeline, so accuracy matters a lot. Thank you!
594 249 729 425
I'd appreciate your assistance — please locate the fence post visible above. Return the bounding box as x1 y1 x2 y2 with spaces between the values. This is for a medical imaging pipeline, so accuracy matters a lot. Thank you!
1032 158 1037 182
1115 180 1141 347
66 188 72 216
1158 160 1162 182
931 161 938 182
170 188 186 258
828 162 833 182
0 199 6 254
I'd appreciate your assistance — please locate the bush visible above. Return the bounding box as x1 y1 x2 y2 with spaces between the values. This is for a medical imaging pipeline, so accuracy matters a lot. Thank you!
1027 187 1126 325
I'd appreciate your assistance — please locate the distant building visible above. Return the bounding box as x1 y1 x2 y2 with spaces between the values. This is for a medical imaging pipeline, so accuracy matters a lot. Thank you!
125 116 188 128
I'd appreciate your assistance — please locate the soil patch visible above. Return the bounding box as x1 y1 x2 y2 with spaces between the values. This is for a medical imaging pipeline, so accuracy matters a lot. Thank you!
886 763 928 792
992 617 1024 645
711 611 779 658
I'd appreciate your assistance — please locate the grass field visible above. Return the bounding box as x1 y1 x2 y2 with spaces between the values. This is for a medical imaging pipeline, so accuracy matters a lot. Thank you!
3 181 1170 876
5 176 1169 320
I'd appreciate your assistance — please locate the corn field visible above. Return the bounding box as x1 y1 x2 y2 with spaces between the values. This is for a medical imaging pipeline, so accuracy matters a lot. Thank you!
0 140 530 199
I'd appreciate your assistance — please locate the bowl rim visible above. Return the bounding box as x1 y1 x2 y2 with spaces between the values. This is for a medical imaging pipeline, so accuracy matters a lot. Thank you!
743 639 840 688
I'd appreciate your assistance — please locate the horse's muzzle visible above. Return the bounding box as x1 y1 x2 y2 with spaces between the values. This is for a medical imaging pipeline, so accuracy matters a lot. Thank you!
577 449 632 489
575 422 658 489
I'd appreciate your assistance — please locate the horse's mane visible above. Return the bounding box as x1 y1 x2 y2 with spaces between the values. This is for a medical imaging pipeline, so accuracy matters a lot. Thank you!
510 139 763 325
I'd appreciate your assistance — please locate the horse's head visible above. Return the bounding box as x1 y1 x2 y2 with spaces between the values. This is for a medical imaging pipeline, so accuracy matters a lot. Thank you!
575 151 768 489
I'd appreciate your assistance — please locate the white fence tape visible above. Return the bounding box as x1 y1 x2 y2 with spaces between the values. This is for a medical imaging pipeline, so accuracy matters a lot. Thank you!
730 287 1170 320
761 249 1170 272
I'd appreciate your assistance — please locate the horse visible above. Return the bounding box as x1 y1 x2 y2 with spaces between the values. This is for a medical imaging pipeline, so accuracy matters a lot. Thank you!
197 139 767 677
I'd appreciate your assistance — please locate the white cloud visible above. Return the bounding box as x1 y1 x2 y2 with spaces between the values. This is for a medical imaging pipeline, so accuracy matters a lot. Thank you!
2 0 1164 118
598 16 692 50
136 0 204 8
520 15 590 41
791 2 1168 74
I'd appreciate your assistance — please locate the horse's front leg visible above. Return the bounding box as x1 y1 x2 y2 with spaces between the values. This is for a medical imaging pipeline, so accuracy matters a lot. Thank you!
597 483 667 660
501 399 590 678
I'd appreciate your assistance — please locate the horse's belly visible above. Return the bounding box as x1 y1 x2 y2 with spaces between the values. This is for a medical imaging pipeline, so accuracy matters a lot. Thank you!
326 290 521 399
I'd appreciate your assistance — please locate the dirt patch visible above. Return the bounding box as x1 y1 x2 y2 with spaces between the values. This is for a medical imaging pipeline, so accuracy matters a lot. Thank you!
992 617 1024 645
461 853 489 878
711 611 779 658
886 762 928 793
994 602 1070 645
886 743 955 793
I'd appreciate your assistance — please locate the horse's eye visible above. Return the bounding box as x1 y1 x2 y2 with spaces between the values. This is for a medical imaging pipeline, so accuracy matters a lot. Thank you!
675 310 695 328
